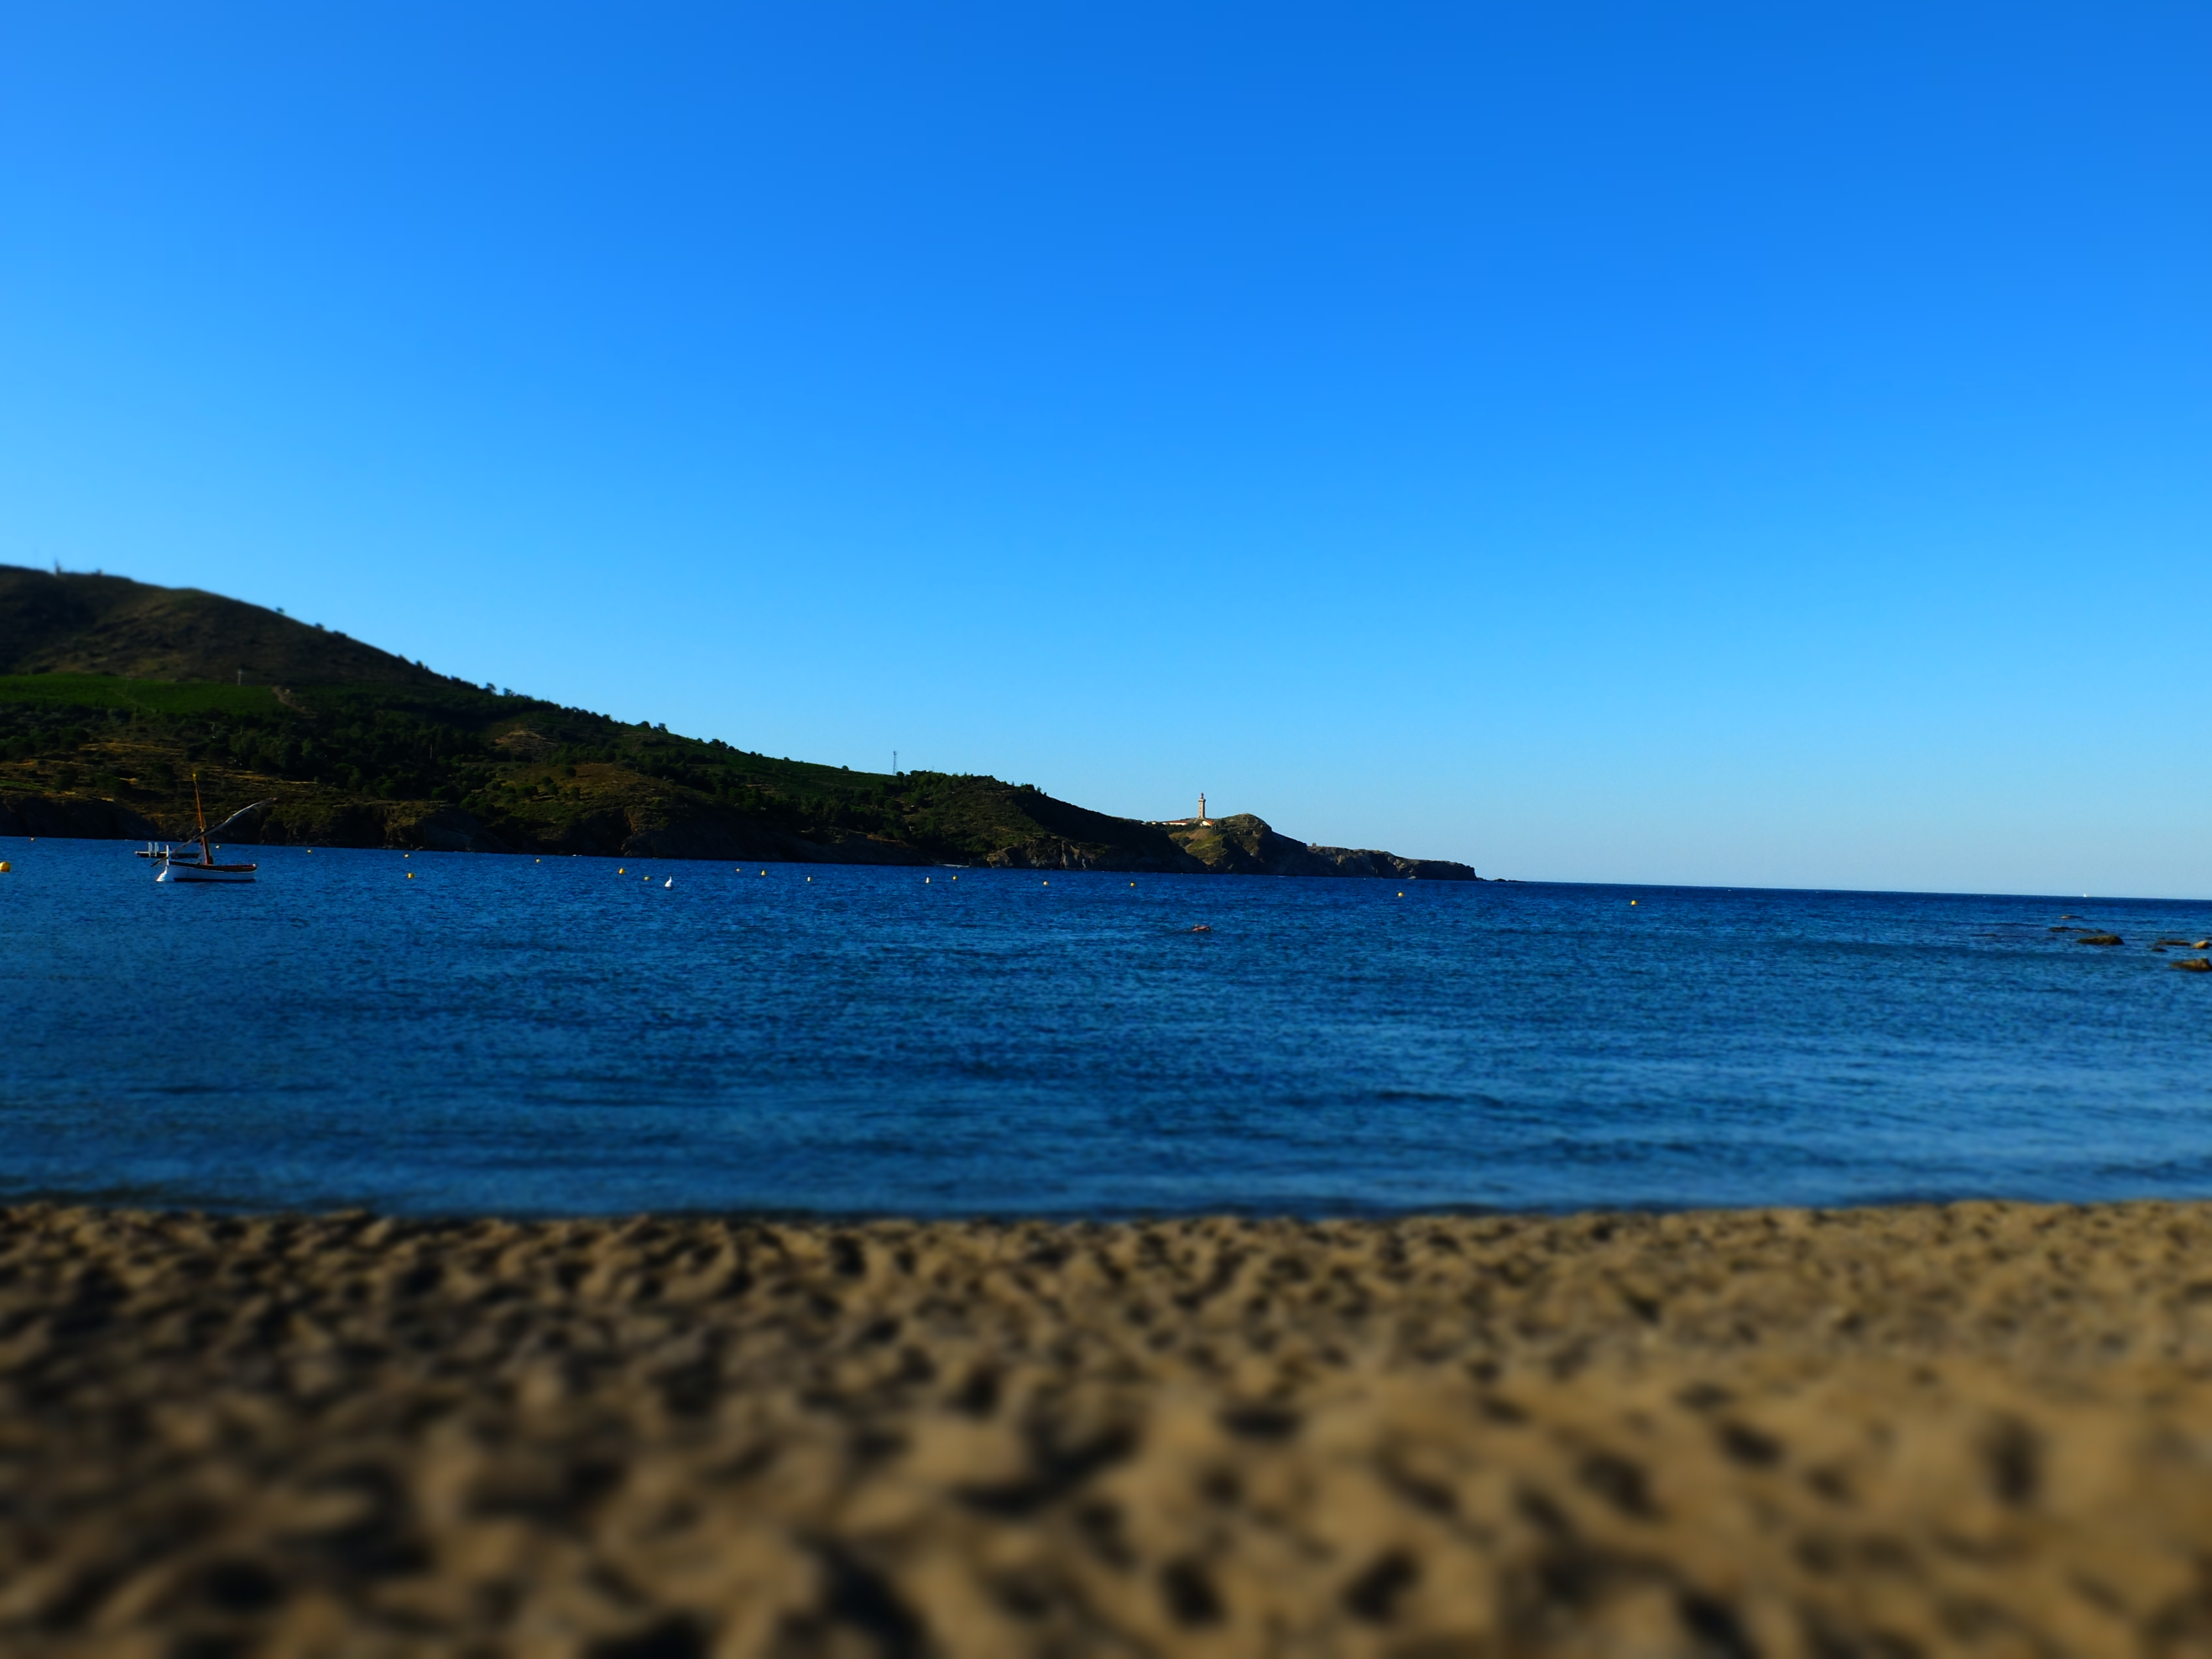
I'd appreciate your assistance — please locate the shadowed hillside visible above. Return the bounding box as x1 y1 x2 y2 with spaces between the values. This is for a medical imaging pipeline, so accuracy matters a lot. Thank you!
0 565 437 685
0 567 1477 877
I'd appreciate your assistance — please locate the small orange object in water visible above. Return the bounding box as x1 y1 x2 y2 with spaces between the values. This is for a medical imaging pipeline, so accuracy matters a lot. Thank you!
1191 924 1212 933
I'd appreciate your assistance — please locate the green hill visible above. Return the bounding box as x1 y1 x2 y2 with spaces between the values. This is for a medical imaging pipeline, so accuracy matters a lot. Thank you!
0 566 1477 878
0 564 436 685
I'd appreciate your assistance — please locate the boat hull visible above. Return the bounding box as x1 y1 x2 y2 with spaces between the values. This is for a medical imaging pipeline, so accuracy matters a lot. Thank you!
156 862 257 884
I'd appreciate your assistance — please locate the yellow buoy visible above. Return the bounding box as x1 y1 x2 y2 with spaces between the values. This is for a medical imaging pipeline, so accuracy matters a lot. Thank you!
407 872 414 879
0 861 10 873
1631 899 1637 906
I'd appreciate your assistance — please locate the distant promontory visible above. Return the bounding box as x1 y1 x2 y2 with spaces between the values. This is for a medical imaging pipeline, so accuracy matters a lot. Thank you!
0 565 1477 878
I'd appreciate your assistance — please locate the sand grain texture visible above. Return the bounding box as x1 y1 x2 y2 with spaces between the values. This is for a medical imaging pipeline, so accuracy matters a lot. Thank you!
4 1202 2212 1657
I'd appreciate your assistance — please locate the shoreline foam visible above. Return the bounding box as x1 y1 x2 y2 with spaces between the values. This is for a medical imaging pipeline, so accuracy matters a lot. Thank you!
4 1200 2209 1655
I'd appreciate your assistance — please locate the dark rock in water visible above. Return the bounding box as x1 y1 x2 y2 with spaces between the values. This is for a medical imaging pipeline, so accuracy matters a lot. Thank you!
2173 958 2212 973
0 792 160 839
2075 934 2124 947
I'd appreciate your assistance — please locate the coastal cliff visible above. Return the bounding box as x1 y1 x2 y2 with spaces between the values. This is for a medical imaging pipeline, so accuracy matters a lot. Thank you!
1168 812 1477 880
0 791 160 841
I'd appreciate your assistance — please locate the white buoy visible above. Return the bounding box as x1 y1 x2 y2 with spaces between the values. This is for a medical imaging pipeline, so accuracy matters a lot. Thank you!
665 877 673 888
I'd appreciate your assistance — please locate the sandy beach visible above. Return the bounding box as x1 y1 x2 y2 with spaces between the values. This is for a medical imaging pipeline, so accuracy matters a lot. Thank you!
3 1201 2210 1657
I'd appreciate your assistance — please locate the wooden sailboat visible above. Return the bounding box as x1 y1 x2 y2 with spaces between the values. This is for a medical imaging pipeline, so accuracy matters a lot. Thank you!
135 796 274 858
155 776 260 884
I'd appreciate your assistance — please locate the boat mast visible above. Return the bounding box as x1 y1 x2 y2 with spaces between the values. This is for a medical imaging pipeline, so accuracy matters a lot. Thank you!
193 773 212 866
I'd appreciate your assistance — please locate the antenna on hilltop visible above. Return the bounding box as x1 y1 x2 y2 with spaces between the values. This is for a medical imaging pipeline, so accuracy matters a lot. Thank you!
893 749 898 776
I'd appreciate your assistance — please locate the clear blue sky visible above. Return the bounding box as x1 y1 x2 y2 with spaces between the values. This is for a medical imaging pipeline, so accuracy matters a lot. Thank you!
3 4 2206 894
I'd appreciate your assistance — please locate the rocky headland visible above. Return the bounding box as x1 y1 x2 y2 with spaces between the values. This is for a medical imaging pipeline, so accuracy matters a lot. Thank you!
0 566 1475 877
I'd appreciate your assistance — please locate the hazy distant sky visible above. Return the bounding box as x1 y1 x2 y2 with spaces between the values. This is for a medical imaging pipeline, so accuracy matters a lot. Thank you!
3 4 2206 894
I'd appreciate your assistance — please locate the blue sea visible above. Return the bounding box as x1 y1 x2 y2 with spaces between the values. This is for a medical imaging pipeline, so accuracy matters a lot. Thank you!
4 836 2210 1217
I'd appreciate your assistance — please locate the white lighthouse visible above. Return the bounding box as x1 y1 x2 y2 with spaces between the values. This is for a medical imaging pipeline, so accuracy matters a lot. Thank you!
1198 792 1208 825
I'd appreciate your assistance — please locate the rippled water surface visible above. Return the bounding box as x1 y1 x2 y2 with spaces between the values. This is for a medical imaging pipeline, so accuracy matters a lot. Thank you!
4 836 2211 1215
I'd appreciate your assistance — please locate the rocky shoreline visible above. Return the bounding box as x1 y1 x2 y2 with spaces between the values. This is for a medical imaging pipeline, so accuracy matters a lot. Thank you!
3 1199 2207 1656
0 792 1480 877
